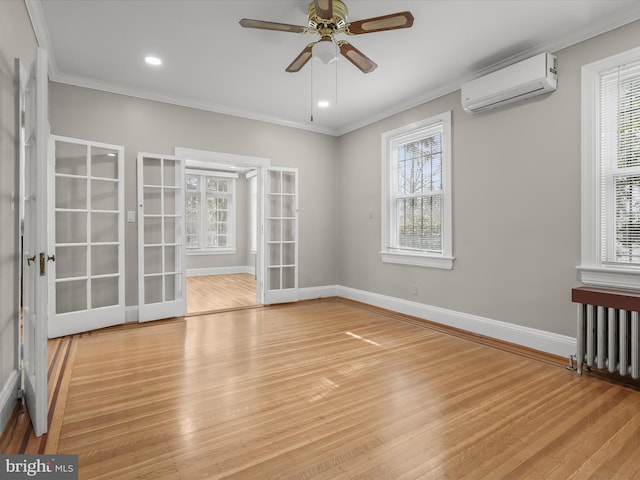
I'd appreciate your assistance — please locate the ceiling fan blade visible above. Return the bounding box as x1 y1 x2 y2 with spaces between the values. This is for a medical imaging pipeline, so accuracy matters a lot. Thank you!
338 41 377 74
239 18 307 34
346 11 414 35
313 0 334 21
286 44 314 73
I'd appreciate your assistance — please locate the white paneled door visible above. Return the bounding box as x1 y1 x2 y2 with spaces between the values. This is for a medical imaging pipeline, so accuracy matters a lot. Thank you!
137 153 186 322
47 136 125 337
19 48 49 436
264 168 298 304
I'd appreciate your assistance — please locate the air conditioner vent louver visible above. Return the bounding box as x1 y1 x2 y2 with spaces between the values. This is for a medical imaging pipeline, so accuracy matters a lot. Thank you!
461 53 557 114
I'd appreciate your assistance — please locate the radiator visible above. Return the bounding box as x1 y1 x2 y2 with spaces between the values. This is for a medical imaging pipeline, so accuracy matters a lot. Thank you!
572 287 640 379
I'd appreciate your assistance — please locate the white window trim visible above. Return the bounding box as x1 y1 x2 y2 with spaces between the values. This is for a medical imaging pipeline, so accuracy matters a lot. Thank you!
578 46 640 289
185 168 237 254
381 111 454 270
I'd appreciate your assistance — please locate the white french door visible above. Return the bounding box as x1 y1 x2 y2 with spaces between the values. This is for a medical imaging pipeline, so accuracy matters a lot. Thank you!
137 153 186 322
18 48 49 436
264 168 298 304
47 136 125 337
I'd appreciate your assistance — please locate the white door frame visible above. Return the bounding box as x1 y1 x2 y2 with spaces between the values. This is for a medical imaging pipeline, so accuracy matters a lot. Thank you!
174 147 270 305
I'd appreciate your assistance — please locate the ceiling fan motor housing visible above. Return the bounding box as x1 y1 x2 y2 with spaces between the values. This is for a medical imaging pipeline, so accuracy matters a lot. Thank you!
308 0 348 29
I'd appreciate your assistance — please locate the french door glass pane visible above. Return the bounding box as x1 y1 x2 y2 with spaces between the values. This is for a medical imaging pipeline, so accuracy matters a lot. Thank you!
282 219 295 241
282 243 295 265
282 267 295 289
143 188 161 215
143 158 162 185
91 147 118 179
163 160 178 187
55 177 87 209
269 196 281 217
144 276 163 304
164 189 177 215
164 217 177 243
165 245 181 273
56 212 87 243
55 246 86 279
91 245 119 275
282 172 296 194
56 280 87 314
92 212 118 242
55 141 86 175
269 219 281 241
91 277 118 308
144 246 162 274
268 268 280 290
91 179 118 210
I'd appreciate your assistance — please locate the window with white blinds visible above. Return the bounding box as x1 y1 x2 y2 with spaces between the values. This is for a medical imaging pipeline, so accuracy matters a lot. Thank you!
600 60 640 265
381 111 454 269
579 47 640 289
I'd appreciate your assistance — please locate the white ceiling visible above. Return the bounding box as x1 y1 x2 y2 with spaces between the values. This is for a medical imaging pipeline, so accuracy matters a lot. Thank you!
27 0 640 136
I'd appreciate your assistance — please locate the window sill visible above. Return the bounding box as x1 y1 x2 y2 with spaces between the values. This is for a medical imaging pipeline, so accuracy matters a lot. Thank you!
381 250 455 270
187 248 237 256
577 265 640 290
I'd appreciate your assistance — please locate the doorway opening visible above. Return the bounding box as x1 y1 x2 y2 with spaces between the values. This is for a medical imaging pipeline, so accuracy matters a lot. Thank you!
175 148 268 316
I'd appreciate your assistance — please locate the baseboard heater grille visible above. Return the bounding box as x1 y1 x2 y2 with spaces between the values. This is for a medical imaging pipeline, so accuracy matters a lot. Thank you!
572 287 640 379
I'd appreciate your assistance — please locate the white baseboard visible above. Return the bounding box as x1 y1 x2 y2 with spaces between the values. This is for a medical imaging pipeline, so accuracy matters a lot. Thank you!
187 266 255 277
335 286 576 358
0 370 19 436
298 285 339 301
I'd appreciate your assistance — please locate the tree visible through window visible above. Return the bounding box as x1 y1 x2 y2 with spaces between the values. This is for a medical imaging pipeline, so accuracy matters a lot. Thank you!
397 135 443 251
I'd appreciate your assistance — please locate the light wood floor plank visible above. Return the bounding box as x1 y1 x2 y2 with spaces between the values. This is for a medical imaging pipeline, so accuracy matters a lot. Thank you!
186 273 257 314
35 300 640 478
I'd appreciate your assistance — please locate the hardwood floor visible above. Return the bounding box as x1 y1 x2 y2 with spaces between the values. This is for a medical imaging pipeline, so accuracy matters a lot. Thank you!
187 273 257 314
26 300 640 479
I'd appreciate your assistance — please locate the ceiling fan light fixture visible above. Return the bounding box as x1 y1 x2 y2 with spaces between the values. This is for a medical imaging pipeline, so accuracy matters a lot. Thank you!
312 39 337 64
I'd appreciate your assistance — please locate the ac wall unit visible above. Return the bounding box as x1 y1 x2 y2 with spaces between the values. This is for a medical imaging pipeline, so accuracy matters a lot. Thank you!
461 52 557 114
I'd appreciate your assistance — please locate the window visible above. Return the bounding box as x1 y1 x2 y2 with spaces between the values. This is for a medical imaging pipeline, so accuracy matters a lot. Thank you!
185 170 236 253
381 111 454 269
580 47 640 288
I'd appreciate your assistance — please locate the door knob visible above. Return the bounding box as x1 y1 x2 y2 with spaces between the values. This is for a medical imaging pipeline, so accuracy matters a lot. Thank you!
26 255 36 266
48 254 55 262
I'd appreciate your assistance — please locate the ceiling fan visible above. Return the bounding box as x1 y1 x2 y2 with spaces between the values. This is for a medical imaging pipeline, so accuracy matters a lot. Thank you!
239 0 414 74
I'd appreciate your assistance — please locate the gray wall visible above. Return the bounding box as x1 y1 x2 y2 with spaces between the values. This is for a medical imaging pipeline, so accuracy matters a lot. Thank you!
336 19 640 338
49 83 338 306
0 0 37 432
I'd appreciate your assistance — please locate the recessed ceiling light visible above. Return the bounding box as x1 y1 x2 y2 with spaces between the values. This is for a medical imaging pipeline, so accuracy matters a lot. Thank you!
145 56 162 66
317 100 330 108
